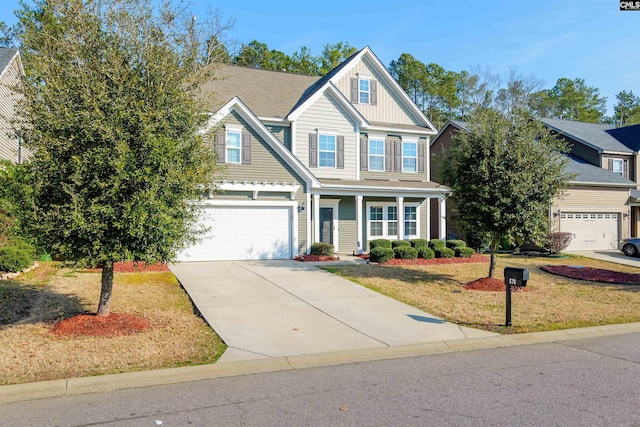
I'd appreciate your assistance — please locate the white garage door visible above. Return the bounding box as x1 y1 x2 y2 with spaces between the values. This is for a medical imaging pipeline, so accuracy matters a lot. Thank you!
178 206 292 261
560 213 619 251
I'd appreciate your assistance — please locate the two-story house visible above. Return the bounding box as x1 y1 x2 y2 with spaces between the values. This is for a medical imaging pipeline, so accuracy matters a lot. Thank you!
177 47 449 261
430 119 637 253
0 47 27 163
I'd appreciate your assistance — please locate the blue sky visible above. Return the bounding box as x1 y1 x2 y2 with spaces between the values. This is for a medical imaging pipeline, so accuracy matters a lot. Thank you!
2 0 638 115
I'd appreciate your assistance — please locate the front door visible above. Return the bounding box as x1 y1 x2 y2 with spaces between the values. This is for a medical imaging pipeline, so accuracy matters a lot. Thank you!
319 207 333 245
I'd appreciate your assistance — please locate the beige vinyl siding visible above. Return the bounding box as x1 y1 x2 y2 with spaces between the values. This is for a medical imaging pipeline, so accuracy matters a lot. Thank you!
0 57 26 163
552 186 630 239
360 136 429 181
334 56 418 126
296 91 357 180
217 111 308 256
337 197 357 253
266 124 291 150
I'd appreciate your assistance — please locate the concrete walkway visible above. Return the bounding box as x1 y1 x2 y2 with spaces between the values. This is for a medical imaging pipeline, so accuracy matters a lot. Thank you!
570 250 640 268
169 260 497 363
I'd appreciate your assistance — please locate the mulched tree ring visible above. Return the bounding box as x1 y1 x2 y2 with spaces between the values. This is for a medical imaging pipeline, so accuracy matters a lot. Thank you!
294 255 339 262
85 262 170 273
463 277 530 292
50 313 152 337
541 265 640 285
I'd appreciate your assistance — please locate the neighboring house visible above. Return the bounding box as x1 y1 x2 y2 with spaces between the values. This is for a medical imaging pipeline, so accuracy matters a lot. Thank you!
0 47 27 163
178 46 449 261
430 119 636 252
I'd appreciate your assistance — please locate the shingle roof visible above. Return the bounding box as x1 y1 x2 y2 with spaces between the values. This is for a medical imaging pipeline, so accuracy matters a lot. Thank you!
606 124 640 152
449 119 472 132
565 154 635 186
631 188 640 200
0 47 18 75
541 117 633 154
199 64 320 118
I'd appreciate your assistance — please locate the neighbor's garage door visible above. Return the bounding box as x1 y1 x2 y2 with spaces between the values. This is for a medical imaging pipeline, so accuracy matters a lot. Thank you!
560 212 619 251
178 206 292 261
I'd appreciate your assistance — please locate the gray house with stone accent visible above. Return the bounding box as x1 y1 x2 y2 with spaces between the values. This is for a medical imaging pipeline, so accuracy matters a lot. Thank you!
178 47 449 261
0 48 27 163
430 119 637 252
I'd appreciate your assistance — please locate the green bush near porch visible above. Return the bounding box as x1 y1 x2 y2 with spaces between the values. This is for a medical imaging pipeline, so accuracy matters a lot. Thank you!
369 247 395 263
409 239 429 249
446 239 467 249
369 239 392 250
391 240 411 248
309 242 335 256
418 247 435 259
394 246 418 259
434 247 455 258
455 247 475 258
429 239 446 250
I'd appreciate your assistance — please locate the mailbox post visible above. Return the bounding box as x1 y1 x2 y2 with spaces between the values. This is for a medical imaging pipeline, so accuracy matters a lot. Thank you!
504 267 529 326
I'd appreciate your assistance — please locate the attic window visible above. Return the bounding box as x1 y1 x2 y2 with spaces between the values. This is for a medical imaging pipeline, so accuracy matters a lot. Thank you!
359 78 370 104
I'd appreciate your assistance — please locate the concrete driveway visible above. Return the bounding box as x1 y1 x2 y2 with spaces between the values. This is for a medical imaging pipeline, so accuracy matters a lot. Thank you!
571 250 640 268
170 260 496 363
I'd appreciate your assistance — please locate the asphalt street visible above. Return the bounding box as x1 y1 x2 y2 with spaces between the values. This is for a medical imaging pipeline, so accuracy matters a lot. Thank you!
2 332 640 426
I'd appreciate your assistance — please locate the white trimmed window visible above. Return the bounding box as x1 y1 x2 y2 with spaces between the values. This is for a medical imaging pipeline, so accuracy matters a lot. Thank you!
318 134 336 168
359 78 370 104
404 206 417 236
369 139 384 171
366 202 419 240
226 130 241 164
402 140 417 172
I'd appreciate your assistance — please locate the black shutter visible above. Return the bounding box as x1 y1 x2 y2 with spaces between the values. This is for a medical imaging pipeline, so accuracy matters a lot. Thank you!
370 80 377 105
241 131 251 165
337 136 344 169
360 136 368 171
385 138 392 172
309 133 317 168
394 140 402 171
215 129 225 163
418 140 425 173
351 77 359 103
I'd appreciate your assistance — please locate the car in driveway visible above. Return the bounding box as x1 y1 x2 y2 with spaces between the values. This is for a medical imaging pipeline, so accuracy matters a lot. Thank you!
619 238 640 257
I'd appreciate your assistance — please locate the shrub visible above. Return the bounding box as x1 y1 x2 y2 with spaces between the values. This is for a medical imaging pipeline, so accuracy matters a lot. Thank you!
446 239 467 249
428 239 446 249
369 247 395 263
467 232 491 253
309 242 334 256
545 232 573 254
418 247 435 259
434 247 455 258
391 240 411 248
0 241 36 272
409 239 429 249
369 239 391 250
455 247 475 258
394 246 418 259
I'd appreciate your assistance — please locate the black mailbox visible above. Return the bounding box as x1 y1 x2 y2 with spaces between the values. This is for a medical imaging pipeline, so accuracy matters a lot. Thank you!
504 267 529 287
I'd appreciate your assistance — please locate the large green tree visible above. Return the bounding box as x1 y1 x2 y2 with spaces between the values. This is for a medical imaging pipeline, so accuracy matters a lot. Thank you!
11 0 222 316
614 90 640 126
530 77 606 123
439 109 571 278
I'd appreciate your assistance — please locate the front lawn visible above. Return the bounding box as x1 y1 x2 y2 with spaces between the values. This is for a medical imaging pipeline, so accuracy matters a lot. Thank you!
326 254 640 333
0 262 225 385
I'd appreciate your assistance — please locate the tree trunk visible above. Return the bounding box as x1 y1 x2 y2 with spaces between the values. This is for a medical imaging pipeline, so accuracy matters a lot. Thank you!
488 239 498 278
97 263 114 317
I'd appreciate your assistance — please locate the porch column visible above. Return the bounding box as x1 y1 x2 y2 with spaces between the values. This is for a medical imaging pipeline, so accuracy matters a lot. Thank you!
356 195 363 254
313 194 320 244
439 196 447 240
397 196 404 240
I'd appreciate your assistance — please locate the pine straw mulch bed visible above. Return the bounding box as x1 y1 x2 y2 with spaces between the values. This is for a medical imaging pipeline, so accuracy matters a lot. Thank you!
541 265 640 285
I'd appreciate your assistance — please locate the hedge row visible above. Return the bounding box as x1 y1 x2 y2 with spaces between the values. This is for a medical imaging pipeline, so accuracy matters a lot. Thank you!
368 238 473 262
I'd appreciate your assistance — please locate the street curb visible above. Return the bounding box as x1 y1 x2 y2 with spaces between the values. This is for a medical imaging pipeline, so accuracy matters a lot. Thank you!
2 322 640 405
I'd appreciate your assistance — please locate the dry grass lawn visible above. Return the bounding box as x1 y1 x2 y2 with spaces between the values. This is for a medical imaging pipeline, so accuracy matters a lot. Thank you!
0 262 225 385
327 254 640 334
